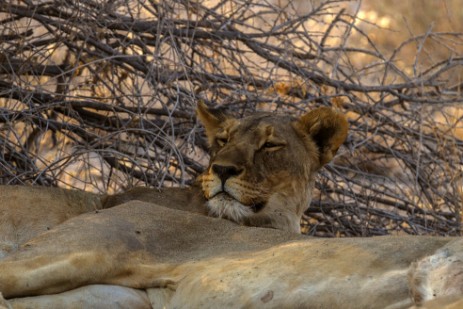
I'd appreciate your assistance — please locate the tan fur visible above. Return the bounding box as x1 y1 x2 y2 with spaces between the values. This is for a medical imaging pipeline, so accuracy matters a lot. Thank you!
0 186 102 258
408 239 463 306
0 199 461 308
102 186 206 214
0 105 462 308
196 101 348 233
7 285 150 309
104 103 348 233
409 296 463 309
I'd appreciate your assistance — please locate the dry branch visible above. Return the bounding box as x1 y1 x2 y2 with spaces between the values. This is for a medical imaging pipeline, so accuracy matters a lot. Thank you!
0 0 462 236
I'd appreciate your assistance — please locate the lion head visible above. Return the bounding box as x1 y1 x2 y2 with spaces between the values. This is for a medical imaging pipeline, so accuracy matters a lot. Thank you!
197 101 348 233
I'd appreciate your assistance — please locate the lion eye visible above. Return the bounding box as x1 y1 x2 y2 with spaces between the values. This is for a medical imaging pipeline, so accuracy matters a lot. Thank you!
263 142 277 148
216 137 228 147
262 142 283 150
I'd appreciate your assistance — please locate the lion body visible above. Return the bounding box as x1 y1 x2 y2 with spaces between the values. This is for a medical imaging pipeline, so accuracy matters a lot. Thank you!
0 199 462 308
0 104 462 308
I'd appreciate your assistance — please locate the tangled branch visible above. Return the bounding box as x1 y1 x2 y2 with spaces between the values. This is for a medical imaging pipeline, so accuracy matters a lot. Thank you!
0 0 462 236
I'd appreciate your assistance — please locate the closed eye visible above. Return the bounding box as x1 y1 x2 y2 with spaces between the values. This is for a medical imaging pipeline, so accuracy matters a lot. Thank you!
263 142 277 148
261 142 285 151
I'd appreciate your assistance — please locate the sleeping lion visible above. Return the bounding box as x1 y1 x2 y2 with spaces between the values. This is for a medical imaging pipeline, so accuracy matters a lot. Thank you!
103 101 348 233
0 103 462 308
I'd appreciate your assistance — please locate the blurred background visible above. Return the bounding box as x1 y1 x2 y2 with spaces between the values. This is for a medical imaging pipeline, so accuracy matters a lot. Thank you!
1 0 462 236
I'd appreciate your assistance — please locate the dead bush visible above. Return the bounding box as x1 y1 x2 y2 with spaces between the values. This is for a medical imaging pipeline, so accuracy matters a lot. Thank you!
0 0 461 236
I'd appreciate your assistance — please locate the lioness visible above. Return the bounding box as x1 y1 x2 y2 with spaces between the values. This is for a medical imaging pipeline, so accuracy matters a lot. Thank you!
1 102 347 255
0 103 461 308
1 101 347 253
0 200 462 308
104 101 349 233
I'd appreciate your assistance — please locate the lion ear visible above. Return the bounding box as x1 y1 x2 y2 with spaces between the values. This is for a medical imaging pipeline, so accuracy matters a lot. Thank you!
298 107 348 167
196 100 229 146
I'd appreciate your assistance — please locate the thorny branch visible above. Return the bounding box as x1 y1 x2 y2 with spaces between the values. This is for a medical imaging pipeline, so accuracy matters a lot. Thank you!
0 0 462 236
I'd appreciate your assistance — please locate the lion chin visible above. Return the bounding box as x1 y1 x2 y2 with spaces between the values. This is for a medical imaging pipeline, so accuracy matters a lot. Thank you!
206 192 254 223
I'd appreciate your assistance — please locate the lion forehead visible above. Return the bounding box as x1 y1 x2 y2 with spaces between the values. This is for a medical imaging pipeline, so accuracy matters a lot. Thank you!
225 114 301 146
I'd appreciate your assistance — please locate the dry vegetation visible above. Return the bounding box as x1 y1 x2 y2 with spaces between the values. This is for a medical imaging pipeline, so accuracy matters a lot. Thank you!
0 0 462 236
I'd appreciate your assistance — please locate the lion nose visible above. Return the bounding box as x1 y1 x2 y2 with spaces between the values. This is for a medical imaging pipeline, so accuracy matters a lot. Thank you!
212 164 243 186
